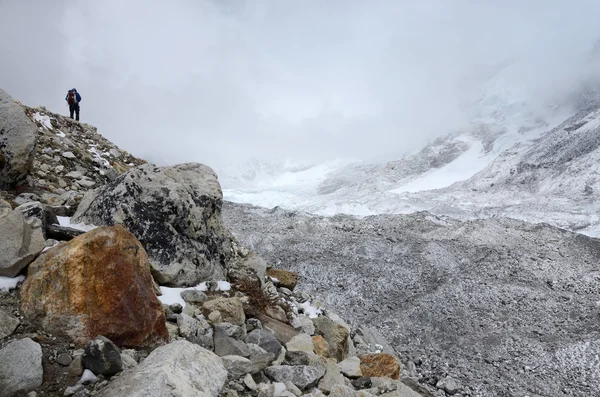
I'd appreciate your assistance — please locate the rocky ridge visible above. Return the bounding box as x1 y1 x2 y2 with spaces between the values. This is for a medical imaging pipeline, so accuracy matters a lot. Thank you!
0 88 428 397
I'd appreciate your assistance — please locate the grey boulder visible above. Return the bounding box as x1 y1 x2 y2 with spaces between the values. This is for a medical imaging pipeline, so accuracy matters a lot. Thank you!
72 162 234 287
96 340 227 397
0 88 38 188
0 308 20 339
0 208 46 277
246 328 282 356
0 338 43 397
264 365 326 391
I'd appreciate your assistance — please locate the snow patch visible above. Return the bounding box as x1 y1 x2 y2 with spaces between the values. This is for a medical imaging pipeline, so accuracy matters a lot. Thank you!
158 281 230 308
32 112 53 130
57 216 97 232
299 301 323 318
0 275 25 291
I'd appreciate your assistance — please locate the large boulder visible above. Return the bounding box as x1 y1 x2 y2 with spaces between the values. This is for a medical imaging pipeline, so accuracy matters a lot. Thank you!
0 88 38 188
312 316 350 362
0 338 43 397
72 162 234 287
97 340 227 397
0 207 46 277
20 225 168 347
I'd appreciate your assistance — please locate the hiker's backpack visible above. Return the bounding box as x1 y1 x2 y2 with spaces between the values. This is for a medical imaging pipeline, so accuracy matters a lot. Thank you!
67 90 76 105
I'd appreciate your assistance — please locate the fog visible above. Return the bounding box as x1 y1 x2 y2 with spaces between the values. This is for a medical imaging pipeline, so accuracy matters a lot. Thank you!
2 0 600 174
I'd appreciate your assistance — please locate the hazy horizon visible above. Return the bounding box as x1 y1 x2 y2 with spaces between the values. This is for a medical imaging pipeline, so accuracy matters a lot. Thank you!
2 0 600 175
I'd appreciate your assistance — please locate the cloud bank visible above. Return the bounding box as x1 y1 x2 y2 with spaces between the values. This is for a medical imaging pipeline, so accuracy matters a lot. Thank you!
2 0 600 174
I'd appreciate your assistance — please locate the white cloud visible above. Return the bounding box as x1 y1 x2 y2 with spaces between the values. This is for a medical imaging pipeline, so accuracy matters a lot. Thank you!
1 0 600 174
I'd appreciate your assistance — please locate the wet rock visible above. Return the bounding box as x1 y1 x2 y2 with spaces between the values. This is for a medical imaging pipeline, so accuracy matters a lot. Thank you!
20 225 168 347
0 338 43 396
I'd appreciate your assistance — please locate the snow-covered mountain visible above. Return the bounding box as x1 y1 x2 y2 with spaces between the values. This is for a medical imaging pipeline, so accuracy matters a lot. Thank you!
223 59 600 235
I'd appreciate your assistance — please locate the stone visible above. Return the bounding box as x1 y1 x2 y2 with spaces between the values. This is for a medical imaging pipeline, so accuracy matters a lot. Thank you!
203 298 245 326
359 354 400 380
121 352 138 370
165 322 179 341
329 384 377 397
246 329 282 356
64 384 85 396
222 355 252 379
62 151 76 159
65 171 84 179
435 376 460 395
261 316 300 344
291 316 315 335
20 225 168 347
57 352 73 366
318 359 346 394
286 333 315 353
379 383 425 397
351 377 373 389
208 310 223 323
244 373 257 390
96 340 227 397
337 357 363 378
266 268 299 290
284 381 302 396
249 352 276 374
355 327 395 355
168 303 183 314
228 252 268 287
0 208 46 277
312 317 349 362
264 365 326 391
177 313 214 350
0 308 20 339
214 325 250 357
266 305 289 323
77 179 96 188
0 338 43 396
284 350 315 366
214 322 245 340
82 335 123 376
72 163 234 287
180 289 208 304
246 318 263 332
68 356 84 377
0 198 12 219
0 89 38 187
312 335 330 358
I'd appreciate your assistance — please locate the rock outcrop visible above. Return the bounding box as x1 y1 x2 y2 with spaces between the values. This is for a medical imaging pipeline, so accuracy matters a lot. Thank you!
20 225 168 347
0 89 38 188
72 162 234 287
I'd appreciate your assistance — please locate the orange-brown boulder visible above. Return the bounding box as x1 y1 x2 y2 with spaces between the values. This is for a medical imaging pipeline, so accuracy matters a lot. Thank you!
20 225 168 348
359 353 401 380
312 335 330 358
266 268 299 290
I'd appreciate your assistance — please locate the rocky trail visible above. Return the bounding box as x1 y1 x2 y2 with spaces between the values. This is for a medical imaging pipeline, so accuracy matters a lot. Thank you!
1 87 432 397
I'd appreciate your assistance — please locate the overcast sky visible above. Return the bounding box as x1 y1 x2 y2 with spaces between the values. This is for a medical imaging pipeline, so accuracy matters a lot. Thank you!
2 0 600 174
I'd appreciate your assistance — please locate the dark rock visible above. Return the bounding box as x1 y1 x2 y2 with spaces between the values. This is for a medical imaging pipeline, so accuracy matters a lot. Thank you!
45 223 85 241
180 290 208 304
82 335 123 376
352 377 372 389
246 329 282 356
214 326 250 357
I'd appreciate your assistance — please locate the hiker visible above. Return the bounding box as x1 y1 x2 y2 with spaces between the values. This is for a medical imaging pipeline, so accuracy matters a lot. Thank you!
65 88 82 121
